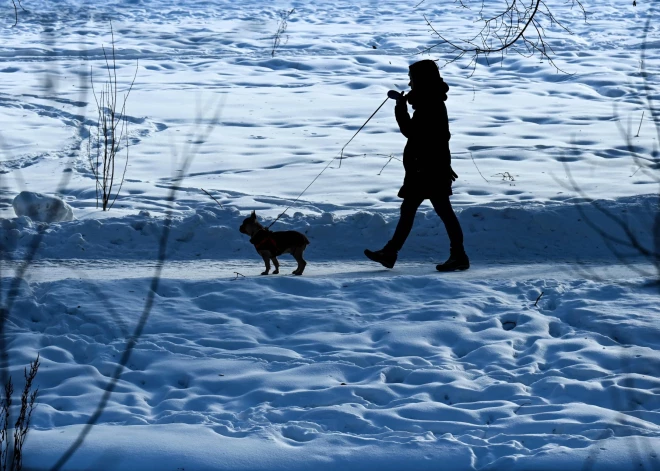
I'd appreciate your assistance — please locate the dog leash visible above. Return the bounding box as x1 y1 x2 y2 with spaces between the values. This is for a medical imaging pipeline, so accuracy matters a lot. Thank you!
267 95 394 229
201 93 398 229
338 96 390 168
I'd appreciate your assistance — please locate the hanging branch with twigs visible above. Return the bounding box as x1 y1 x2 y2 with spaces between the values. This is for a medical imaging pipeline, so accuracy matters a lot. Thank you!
420 0 587 74
88 22 138 211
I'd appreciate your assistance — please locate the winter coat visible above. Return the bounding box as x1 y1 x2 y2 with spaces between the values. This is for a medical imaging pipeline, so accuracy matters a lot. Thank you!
395 60 454 200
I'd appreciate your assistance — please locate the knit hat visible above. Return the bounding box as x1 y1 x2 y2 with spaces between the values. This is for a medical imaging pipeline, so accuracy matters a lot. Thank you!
408 59 449 102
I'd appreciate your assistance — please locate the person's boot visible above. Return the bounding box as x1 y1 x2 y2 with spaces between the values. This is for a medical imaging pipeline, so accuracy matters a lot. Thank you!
364 247 397 269
436 249 469 272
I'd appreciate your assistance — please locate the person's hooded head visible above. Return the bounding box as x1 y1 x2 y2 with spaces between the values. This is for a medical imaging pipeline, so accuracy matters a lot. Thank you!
406 59 449 108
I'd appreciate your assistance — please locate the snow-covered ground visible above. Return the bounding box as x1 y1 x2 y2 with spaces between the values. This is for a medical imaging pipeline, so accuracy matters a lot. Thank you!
1 0 659 469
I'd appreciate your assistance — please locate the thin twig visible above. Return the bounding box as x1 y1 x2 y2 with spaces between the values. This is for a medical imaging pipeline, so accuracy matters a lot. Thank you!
635 110 644 137
378 154 395 175
470 152 489 183
534 292 544 307
493 172 515 181
201 188 224 208
514 402 531 414
348 153 403 162
271 9 294 57
9 0 25 27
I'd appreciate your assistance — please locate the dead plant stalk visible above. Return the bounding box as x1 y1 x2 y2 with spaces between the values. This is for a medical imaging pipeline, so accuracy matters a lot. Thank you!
89 23 138 211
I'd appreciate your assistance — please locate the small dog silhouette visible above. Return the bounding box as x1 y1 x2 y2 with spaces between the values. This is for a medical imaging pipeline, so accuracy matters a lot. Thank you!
239 211 310 275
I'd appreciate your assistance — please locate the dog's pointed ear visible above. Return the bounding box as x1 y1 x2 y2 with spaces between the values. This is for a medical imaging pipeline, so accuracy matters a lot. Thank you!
250 210 256 219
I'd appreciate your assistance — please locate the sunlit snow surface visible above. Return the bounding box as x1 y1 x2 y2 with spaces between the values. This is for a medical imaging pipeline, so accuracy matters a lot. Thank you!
1 0 659 469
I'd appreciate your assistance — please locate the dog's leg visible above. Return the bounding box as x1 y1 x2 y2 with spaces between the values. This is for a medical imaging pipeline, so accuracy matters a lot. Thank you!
291 247 307 275
271 256 280 275
259 251 271 275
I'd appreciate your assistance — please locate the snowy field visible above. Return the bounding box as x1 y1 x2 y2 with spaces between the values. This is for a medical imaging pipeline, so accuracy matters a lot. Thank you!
1 0 659 470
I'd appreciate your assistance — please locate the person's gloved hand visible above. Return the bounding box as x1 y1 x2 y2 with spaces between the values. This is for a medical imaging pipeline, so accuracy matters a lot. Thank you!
450 167 458 182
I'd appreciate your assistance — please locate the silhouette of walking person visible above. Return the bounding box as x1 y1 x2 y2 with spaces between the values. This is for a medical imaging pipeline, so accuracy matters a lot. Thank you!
365 59 469 271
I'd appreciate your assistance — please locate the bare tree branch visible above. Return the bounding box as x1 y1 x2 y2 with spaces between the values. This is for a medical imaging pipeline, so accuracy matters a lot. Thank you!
420 0 587 74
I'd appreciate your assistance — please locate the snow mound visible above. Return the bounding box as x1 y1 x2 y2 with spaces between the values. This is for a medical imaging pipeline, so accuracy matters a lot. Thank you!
1 194 655 264
12 191 73 223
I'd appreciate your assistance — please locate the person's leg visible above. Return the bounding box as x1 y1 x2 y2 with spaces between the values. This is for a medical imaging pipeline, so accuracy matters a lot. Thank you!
365 197 423 268
430 196 464 252
430 196 469 271
384 197 424 253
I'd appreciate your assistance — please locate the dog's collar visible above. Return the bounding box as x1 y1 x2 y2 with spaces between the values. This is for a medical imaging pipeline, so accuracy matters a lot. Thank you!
250 229 277 251
249 228 270 243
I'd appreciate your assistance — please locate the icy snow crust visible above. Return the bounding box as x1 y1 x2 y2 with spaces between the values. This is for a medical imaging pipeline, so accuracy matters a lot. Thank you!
1 0 659 470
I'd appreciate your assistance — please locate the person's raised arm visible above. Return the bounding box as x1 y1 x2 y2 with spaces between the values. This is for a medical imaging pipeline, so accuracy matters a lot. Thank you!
394 93 413 138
